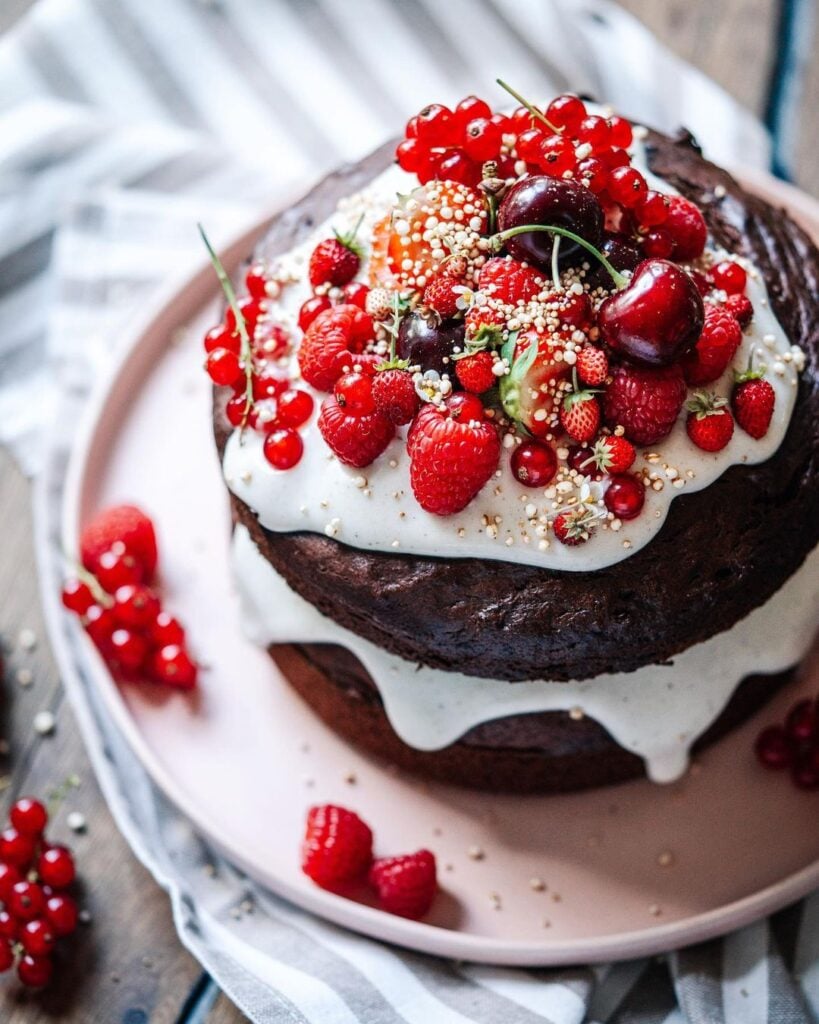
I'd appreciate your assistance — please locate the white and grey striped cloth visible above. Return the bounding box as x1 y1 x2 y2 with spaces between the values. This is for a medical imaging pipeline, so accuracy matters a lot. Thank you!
3 0 818 1020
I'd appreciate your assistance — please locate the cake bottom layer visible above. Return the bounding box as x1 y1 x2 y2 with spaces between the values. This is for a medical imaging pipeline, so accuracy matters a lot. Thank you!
272 644 795 793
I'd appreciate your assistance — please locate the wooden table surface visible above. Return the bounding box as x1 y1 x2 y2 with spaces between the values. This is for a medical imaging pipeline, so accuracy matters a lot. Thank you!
0 2 816 1020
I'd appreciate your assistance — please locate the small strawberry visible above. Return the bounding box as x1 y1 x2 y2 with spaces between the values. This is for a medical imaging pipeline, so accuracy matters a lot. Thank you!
499 327 570 436
372 367 420 424
407 400 500 515
724 293 754 328
603 363 687 445
80 506 158 581
732 365 775 439
369 850 437 920
440 253 468 279
478 256 545 305
298 305 375 392
423 277 460 319
308 218 364 288
553 505 599 546
301 805 373 891
685 391 735 451
576 346 608 386
682 306 742 386
587 435 635 475
455 351 496 394
559 374 601 443
365 287 393 320
318 396 395 467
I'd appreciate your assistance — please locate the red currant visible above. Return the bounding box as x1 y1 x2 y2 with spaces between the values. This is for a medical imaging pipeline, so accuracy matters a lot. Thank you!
607 166 647 209
148 610 185 648
710 260 747 295
225 296 262 333
0 911 17 941
245 263 268 299
252 322 290 361
599 147 630 170
341 282 369 309
21 919 56 958
252 372 288 401
150 645 198 690
538 134 576 176
263 428 304 470
61 579 94 614
607 115 633 149
10 798 48 837
247 398 279 433
396 138 423 173
205 348 243 388
405 114 420 139
45 894 78 937
642 229 674 259
415 103 456 147
577 157 608 193
0 864 22 903
755 725 792 769
435 150 480 187
510 441 558 487
38 846 76 890
663 196 707 260
567 445 602 480
83 604 117 650
0 828 35 868
9 880 46 920
225 392 249 428
510 105 535 134
276 389 314 428
516 128 544 163
203 325 238 354
463 117 502 162
634 190 669 227
18 954 53 988
576 114 610 149
96 545 143 592
335 373 375 416
0 941 12 974
604 474 645 520
112 584 160 630
453 95 492 133
545 94 587 133
298 295 332 332
447 393 485 423
109 628 148 674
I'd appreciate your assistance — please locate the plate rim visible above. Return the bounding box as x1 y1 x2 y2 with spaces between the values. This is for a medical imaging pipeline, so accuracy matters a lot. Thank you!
41 172 819 967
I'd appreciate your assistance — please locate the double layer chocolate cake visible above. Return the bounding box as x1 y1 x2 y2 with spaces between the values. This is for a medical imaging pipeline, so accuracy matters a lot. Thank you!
204 85 819 792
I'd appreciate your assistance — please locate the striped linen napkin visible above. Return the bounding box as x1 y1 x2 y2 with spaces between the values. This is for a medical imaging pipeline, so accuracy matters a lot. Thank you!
5 0 818 1019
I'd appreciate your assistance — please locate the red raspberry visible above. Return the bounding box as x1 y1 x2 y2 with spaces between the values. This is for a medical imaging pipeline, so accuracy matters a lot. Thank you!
422 277 460 319
372 369 420 425
559 389 600 443
732 375 775 439
663 196 707 261
407 400 500 515
80 506 158 581
603 363 687 445
455 351 496 394
685 392 734 451
724 293 754 328
682 306 742 386
298 305 375 392
576 346 608 386
318 396 395 468
478 257 545 305
301 805 373 890
308 233 361 289
369 850 437 920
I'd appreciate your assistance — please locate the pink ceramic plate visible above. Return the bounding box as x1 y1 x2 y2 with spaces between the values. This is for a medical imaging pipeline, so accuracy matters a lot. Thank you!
51 173 819 966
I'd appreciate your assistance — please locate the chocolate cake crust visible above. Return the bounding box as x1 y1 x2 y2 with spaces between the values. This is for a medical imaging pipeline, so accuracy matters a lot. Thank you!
215 132 819 683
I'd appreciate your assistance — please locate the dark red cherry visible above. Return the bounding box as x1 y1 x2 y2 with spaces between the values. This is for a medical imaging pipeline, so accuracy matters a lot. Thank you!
510 441 557 487
586 233 643 290
397 312 465 375
604 474 645 520
496 176 604 270
598 259 704 367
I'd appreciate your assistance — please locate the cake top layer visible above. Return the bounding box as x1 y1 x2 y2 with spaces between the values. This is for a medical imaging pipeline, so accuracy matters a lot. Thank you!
209 85 805 573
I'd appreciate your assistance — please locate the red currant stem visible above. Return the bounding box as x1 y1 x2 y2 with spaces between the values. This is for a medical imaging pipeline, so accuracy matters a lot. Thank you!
64 554 112 608
551 236 562 292
198 223 254 433
46 773 81 818
492 225 628 289
495 79 560 134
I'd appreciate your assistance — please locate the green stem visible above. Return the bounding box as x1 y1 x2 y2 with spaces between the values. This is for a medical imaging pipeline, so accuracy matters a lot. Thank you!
496 78 560 134
551 235 561 292
198 223 254 432
492 224 628 289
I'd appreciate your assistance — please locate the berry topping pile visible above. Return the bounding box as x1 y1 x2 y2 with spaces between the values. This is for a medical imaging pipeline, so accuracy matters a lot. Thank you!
0 797 81 987
300 804 437 920
206 80 805 555
62 506 198 690
755 696 819 790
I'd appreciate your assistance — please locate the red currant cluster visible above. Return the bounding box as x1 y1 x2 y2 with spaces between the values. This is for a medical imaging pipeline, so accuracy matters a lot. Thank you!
0 798 79 988
62 505 197 689
755 696 819 789
203 261 315 472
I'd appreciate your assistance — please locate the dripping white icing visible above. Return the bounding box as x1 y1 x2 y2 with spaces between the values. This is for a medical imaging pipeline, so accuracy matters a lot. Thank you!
233 525 819 783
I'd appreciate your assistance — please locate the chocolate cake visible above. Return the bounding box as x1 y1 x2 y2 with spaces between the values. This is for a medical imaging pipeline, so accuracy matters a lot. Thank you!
205 89 819 792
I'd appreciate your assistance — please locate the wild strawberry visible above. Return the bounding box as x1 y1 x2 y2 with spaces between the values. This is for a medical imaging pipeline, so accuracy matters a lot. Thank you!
364 287 392 320
682 306 742 386
369 850 437 920
308 221 363 288
663 196 707 261
553 506 599 546
455 351 496 394
318 396 395 468
724 293 754 328
559 383 600 442
686 391 734 451
407 400 500 515
603 363 687 445
440 254 468 279
423 277 460 319
584 435 635 475
478 257 545 305
499 328 570 436
732 368 775 439
301 805 373 891
372 368 420 425
464 303 506 339
80 506 158 581
576 346 608 386
298 305 375 392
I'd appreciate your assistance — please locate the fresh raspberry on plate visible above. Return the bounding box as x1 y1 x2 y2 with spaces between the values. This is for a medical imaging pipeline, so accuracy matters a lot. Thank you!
682 305 742 385
301 805 373 891
318 395 395 468
80 505 158 581
298 305 375 392
663 195 707 261
603 363 687 445
369 849 437 919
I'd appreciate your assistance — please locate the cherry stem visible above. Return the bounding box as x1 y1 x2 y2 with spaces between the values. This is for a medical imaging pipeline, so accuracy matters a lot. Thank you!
492 224 628 289
551 235 562 292
496 79 560 134
198 223 255 433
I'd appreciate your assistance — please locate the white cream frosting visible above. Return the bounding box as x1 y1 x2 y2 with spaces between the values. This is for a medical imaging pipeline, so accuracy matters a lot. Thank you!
233 525 819 783
222 143 804 573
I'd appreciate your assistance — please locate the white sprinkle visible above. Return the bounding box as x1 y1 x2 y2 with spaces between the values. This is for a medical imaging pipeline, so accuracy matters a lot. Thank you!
67 812 87 833
16 669 33 688
530 877 547 892
468 845 485 861
569 706 585 721
34 711 56 736
18 629 37 652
